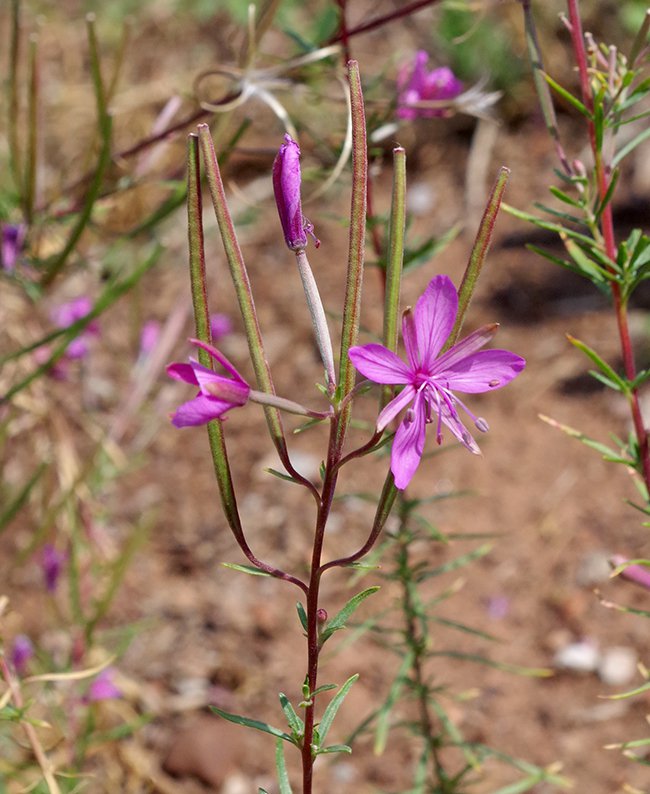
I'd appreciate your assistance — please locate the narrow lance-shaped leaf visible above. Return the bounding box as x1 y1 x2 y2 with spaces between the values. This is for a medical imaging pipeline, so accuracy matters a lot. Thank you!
317 673 359 747
210 706 296 744
296 601 308 632
275 738 293 794
336 60 367 452
279 693 304 739
446 167 509 349
566 334 629 394
319 586 380 645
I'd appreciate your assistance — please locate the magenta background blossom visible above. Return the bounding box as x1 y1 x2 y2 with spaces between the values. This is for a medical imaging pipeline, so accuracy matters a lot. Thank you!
51 296 100 359
166 338 250 427
41 543 66 592
10 634 34 674
209 312 233 342
397 51 464 120
1 223 26 272
139 320 161 358
272 134 319 251
87 668 122 702
349 275 525 489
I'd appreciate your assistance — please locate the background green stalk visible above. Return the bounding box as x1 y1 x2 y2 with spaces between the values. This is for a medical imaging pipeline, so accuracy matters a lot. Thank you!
24 33 38 225
8 0 23 198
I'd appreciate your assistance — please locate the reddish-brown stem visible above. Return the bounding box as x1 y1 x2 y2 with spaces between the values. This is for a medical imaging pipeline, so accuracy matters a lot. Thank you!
567 0 650 488
301 416 341 793
334 0 352 66
327 0 443 45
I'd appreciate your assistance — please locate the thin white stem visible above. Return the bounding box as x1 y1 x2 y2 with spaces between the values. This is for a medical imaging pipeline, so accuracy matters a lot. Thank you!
295 249 337 391
248 389 329 419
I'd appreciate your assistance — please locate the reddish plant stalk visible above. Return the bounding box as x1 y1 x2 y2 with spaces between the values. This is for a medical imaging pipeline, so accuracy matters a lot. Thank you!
567 0 650 489
301 417 341 792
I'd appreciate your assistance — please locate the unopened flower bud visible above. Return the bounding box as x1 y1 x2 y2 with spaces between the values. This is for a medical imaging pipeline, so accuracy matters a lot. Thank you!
317 608 328 623
272 134 319 251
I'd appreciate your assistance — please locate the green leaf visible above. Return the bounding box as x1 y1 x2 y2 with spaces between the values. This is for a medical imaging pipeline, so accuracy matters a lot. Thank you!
548 185 583 209
210 706 296 744
428 650 552 677
275 738 293 794
417 543 492 582
296 602 308 632
544 72 591 117
319 587 380 645
374 651 413 755
265 468 301 484
279 693 304 739
566 335 629 394
221 563 273 577
0 461 47 535
317 673 359 747
317 743 352 755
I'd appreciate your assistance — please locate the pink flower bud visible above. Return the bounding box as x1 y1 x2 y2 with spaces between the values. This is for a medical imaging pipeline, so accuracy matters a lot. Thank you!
272 134 319 251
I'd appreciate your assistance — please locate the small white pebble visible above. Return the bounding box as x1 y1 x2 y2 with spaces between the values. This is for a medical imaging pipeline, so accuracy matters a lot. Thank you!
553 640 600 673
598 646 638 687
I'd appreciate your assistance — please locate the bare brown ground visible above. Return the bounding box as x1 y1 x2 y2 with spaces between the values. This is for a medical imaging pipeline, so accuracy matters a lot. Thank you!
2 2 650 793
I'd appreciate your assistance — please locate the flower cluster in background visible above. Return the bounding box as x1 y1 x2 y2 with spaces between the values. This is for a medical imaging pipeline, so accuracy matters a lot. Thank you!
396 50 464 119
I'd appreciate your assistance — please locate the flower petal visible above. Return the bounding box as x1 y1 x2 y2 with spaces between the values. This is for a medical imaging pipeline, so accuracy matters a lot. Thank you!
170 394 234 427
349 344 413 384
376 385 416 431
189 338 246 382
390 392 427 489
414 275 458 369
442 350 526 393
166 362 199 386
189 358 249 403
434 323 497 371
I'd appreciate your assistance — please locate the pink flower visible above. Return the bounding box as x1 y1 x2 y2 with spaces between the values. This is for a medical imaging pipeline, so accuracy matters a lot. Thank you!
209 313 233 342
349 275 525 489
397 51 464 120
139 320 161 358
1 223 26 272
51 296 99 359
87 668 122 701
41 544 66 592
272 134 319 251
166 339 250 427
10 635 34 674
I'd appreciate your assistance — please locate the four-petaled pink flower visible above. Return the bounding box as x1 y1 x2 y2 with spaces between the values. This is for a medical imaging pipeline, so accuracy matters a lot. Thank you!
397 51 464 120
349 275 525 489
166 339 250 427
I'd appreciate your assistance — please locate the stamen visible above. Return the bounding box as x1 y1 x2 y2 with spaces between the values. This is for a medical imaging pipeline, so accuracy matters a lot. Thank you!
489 379 500 388
475 417 489 433
405 408 415 424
